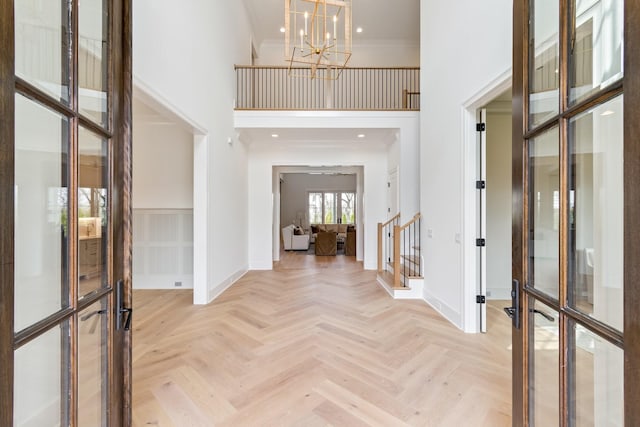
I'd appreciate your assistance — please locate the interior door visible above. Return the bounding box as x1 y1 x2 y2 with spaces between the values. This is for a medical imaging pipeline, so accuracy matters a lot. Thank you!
511 0 640 425
477 108 487 333
0 0 132 425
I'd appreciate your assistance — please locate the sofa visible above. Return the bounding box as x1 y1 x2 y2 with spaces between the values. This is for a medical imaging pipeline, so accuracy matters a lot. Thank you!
309 223 353 243
282 224 310 250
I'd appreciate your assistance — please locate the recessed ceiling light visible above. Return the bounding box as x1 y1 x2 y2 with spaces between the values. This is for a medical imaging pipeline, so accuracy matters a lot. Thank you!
280 27 285 33
271 134 279 138
356 27 363 33
601 110 615 116
357 134 365 138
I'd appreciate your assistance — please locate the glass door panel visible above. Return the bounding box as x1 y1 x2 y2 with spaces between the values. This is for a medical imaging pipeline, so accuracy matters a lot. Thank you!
14 0 71 104
14 320 70 426
79 0 108 126
309 192 322 224
530 300 559 426
529 0 560 128
569 95 623 331
324 192 336 223
78 299 109 426
572 323 623 426
14 94 70 332
529 126 560 299
78 127 108 298
341 192 355 224
570 0 624 105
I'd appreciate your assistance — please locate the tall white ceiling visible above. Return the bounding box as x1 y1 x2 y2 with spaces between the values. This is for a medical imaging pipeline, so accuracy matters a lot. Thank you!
242 0 420 47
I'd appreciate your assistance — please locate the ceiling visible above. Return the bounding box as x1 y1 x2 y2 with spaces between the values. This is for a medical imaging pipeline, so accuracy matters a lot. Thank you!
132 2 419 150
242 0 420 48
239 127 398 148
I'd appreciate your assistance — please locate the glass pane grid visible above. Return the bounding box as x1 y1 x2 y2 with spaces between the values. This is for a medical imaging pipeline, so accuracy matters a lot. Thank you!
14 94 71 332
568 95 623 333
15 1 71 104
570 0 624 105
571 321 623 426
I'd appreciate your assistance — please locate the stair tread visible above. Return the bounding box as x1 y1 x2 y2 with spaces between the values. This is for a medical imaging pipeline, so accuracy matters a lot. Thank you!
401 254 421 264
382 264 423 280
378 270 411 290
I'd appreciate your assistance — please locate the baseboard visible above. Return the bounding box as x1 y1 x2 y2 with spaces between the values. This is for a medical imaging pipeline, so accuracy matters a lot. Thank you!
132 275 194 289
422 288 463 330
376 275 395 297
207 267 248 303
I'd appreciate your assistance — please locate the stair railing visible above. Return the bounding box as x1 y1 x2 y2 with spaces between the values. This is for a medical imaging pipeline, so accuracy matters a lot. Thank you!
377 213 401 273
393 213 422 288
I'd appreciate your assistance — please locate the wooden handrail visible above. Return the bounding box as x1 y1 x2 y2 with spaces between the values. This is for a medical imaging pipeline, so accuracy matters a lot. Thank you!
377 212 422 289
380 212 401 228
398 213 421 231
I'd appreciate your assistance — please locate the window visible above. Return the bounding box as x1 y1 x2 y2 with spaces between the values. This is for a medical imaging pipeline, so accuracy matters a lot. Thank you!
308 191 356 224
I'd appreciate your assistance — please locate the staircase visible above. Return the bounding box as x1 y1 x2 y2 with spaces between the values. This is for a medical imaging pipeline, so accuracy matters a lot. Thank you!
376 213 424 299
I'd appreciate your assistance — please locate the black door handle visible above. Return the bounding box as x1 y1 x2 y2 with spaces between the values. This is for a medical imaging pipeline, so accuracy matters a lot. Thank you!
530 309 554 322
116 280 133 331
504 307 516 318
503 279 521 329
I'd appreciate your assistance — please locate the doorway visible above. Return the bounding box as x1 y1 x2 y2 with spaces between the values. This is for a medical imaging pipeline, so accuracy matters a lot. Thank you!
479 90 513 334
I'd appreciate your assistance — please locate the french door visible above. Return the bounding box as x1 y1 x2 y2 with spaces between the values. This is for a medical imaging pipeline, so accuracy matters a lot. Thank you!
512 0 640 425
0 0 132 425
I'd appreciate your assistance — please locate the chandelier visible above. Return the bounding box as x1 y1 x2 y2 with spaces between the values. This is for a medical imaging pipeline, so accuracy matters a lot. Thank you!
284 0 352 80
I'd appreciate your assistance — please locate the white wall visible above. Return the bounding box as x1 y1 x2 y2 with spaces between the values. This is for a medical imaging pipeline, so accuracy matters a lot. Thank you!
420 0 512 329
280 173 357 229
132 103 193 209
256 40 420 67
237 110 420 270
486 112 512 300
134 0 253 302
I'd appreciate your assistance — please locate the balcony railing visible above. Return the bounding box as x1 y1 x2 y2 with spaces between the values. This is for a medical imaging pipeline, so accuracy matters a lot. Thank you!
235 66 420 111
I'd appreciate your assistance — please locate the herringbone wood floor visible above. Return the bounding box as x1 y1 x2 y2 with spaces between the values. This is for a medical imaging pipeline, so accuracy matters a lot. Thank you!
132 252 511 426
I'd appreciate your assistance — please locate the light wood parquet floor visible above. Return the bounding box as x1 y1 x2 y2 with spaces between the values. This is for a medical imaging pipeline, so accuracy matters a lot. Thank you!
132 251 512 426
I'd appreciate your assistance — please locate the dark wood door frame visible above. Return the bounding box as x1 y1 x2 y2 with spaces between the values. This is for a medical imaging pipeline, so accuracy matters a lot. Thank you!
0 0 15 425
0 0 132 424
512 0 640 425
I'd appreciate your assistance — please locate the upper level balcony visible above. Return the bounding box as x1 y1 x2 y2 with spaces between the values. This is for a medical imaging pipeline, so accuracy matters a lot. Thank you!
235 66 420 111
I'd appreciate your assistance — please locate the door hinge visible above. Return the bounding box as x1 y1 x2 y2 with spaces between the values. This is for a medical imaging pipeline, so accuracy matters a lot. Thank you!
476 238 486 247
476 295 486 304
388 207 391 213
476 122 486 132
476 180 486 189
387 182 391 188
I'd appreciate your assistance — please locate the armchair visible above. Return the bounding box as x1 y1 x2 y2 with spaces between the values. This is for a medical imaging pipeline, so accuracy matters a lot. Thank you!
315 231 337 256
282 224 310 251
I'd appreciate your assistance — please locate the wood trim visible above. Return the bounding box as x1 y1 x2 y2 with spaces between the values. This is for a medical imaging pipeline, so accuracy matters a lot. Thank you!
377 223 383 272
380 212 401 228
393 225 401 288
0 0 15 424
397 213 421 232
511 0 526 425
110 0 133 424
624 0 640 423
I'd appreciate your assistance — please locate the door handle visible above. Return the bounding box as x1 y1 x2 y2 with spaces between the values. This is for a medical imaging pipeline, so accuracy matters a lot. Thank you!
503 279 521 329
116 279 133 331
530 309 554 322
